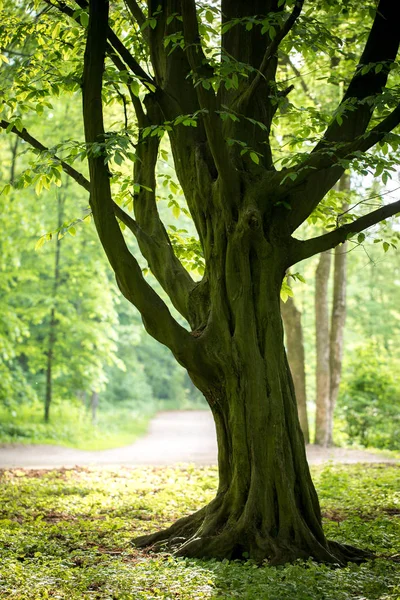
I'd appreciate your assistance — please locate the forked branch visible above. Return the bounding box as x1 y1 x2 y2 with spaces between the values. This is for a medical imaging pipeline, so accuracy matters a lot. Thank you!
180 0 234 184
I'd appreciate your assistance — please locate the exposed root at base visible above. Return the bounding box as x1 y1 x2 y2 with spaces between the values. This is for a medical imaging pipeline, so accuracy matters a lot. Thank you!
133 509 374 566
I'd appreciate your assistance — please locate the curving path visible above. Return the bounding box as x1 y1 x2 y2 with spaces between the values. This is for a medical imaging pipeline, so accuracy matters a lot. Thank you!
0 410 397 469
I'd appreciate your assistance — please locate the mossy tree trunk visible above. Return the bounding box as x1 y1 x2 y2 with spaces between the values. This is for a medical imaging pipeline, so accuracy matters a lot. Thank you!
135 230 360 564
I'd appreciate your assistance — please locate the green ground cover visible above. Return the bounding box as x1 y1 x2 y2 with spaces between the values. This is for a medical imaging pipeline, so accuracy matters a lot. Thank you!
0 402 153 450
0 464 399 599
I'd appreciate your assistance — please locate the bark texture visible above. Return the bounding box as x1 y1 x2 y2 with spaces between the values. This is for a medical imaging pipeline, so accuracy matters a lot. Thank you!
281 297 309 443
314 251 332 446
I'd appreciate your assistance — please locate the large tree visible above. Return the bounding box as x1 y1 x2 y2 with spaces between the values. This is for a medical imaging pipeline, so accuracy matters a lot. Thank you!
2 0 400 564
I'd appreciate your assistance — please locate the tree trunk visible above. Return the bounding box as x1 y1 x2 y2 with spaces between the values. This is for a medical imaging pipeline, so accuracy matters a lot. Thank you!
90 391 99 424
134 244 367 565
328 177 349 445
44 193 64 423
281 297 309 443
314 251 332 446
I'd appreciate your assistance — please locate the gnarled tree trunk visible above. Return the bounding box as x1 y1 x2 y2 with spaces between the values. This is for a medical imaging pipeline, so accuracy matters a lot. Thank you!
134 226 366 565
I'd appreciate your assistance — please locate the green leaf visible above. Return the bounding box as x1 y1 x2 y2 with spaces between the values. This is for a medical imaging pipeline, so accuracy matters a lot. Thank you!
51 21 61 40
2 183 11 196
357 232 365 244
34 236 45 251
80 12 89 27
383 241 389 253
172 204 180 219
205 10 213 23
249 152 260 165
130 80 140 97
35 178 43 196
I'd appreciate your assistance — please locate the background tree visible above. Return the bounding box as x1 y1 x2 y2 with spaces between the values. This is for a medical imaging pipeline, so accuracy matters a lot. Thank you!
1 0 400 565
281 295 309 442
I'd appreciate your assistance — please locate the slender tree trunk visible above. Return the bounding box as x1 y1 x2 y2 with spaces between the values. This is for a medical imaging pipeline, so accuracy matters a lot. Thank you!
328 176 349 445
90 391 99 424
44 193 64 422
281 297 309 443
314 251 332 446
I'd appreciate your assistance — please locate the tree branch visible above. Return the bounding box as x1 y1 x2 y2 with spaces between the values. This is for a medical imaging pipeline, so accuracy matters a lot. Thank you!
236 0 304 111
290 199 400 264
315 0 400 150
125 0 146 30
82 0 195 359
44 0 156 91
180 0 237 189
0 119 91 191
281 0 400 232
131 114 198 323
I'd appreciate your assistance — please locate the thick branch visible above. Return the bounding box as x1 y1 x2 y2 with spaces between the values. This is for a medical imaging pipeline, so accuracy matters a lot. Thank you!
180 0 234 186
281 0 400 232
82 0 193 357
125 0 147 30
290 199 400 264
317 0 400 149
237 0 304 110
132 119 197 322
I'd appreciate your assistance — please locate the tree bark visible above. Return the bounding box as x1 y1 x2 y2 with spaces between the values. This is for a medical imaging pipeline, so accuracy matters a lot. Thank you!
44 193 64 423
281 297 309 443
328 177 349 445
314 251 332 446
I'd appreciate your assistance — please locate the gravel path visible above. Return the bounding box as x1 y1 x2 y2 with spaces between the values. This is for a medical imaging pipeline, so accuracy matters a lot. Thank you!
0 410 397 469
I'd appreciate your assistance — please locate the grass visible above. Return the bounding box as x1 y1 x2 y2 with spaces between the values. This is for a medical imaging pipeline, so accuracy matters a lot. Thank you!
0 402 153 450
0 463 399 599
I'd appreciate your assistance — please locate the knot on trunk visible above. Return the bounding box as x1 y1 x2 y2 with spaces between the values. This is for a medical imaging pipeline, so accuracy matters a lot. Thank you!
244 208 261 231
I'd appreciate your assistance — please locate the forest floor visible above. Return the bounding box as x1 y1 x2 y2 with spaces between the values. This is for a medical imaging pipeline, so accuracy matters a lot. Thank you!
1 463 399 599
0 410 397 469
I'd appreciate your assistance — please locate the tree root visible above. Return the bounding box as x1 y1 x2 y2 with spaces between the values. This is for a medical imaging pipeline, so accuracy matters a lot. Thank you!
132 507 374 566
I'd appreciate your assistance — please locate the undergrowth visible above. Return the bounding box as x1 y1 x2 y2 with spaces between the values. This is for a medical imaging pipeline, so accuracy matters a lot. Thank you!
0 401 153 450
0 464 399 599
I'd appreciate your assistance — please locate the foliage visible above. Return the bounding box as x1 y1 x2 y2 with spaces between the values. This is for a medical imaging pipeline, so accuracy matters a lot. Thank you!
0 464 399 599
0 400 152 450
339 345 400 450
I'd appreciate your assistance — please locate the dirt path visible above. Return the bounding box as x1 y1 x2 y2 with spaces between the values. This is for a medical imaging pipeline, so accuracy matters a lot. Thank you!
0 410 397 469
